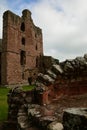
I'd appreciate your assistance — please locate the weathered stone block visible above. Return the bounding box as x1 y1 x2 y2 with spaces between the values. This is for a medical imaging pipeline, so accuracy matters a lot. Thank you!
47 122 63 130
63 108 87 130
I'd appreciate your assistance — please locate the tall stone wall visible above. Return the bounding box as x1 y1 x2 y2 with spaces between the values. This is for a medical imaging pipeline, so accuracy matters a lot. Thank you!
1 9 43 85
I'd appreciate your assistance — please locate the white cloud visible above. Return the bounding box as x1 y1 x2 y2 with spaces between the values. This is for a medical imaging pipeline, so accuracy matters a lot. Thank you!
1 0 87 61
31 0 87 61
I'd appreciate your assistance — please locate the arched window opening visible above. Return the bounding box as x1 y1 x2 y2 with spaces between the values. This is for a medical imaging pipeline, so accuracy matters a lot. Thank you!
20 50 26 65
22 37 25 45
21 22 25 31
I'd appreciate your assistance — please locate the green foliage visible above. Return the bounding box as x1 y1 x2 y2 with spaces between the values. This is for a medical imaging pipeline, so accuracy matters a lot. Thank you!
0 87 9 122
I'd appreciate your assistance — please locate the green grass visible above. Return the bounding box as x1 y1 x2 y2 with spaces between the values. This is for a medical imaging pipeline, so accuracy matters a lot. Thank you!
22 85 35 91
0 87 10 122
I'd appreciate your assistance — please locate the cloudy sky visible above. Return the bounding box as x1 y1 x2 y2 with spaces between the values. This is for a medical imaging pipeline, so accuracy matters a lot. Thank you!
0 0 87 61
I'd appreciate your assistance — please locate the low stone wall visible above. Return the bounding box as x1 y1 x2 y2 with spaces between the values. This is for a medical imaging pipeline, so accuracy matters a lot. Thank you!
7 87 34 130
6 87 63 130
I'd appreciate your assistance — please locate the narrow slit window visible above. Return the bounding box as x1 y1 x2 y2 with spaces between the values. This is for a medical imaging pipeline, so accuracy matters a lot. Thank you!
22 37 25 45
20 50 26 65
36 57 38 67
36 44 37 50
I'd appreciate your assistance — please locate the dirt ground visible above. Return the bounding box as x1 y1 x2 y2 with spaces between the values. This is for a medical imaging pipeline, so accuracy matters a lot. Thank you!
49 94 87 121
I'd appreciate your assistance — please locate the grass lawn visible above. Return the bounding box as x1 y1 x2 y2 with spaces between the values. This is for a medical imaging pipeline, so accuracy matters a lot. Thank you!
0 85 35 123
0 87 9 123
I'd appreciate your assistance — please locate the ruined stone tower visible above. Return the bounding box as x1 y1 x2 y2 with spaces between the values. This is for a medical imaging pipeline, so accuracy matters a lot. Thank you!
1 9 43 85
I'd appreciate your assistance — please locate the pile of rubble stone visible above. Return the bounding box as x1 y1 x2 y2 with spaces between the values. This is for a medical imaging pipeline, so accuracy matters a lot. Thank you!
6 87 64 130
5 87 87 130
63 108 87 130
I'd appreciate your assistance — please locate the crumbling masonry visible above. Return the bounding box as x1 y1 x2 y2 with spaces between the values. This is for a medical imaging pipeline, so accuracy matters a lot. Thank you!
0 9 43 85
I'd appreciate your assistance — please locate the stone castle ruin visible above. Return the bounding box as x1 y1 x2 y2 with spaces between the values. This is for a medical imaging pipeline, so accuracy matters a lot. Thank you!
0 9 59 86
0 9 43 85
0 9 87 130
